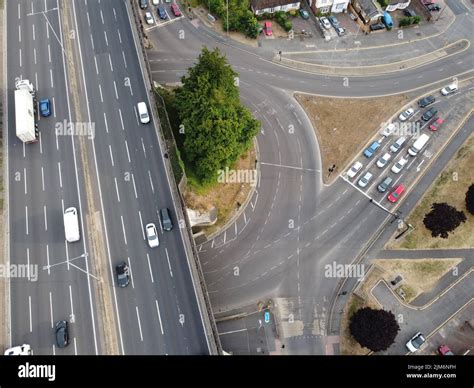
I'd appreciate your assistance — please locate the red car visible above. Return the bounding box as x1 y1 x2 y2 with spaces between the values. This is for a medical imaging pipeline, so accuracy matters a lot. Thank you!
264 21 273 36
429 117 444 131
171 3 181 17
438 345 454 355
388 184 405 203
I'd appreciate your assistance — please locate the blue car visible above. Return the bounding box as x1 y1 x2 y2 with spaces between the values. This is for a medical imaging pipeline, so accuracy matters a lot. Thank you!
363 141 380 158
264 311 270 324
157 6 167 20
39 98 51 117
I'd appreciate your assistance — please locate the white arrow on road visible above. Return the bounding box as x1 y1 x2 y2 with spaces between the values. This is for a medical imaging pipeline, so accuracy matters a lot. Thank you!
416 159 425 172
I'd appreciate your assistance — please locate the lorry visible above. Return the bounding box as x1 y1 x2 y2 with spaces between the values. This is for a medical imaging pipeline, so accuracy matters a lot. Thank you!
408 134 430 156
14 79 38 143
64 207 80 243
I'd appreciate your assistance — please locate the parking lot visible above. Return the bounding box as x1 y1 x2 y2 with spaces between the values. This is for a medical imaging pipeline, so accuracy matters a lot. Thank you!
139 0 184 29
342 83 473 212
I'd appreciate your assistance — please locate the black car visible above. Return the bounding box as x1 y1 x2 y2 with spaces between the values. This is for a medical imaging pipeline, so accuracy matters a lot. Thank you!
116 262 130 288
427 3 441 11
418 95 436 108
422 107 438 121
55 320 69 348
370 23 385 31
403 8 417 17
139 0 148 10
160 208 173 231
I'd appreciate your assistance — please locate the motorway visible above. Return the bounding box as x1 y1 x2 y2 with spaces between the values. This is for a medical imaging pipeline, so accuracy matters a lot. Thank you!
7 0 210 355
146 3 474 354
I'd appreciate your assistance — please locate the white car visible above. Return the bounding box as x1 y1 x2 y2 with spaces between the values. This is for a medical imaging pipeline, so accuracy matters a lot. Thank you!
376 152 392 168
146 223 159 248
391 156 408 174
347 161 363 178
4 344 32 355
137 102 150 124
145 12 155 25
320 17 331 30
152 0 159 4
406 332 426 352
440 83 458 96
381 123 395 137
358 172 373 188
398 108 414 121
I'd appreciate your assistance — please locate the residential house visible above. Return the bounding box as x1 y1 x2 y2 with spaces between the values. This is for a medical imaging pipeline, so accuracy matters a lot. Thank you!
351 0 383 24
306 0 332 14
385 0 411 12
331 0 350 13
250 0 301 15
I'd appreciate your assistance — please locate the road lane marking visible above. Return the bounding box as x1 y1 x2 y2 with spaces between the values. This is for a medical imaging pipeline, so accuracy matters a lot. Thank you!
104 30 108 46
122 51 127 68
49 292 54 328
117 29 122 43
99 84 103 102
23 142 25 158
165 248 173 278
69 285 75 323
100 9 104 24
58 162 63 188
44 205 48 231
141 137 147 158
90 33 94 50
19 48 22 67
18 3 20 19
50 68 53 88
118 108 125 131
139 211 145 239
29 296 32 332
46 244 51 275
148 170 154 193
32 24 35 41
136 307 143 341
125 140 131 163
108 53 113 72
114 80 118 99
27 248 30 280
131 173 138 198
104 112 109 133
113 8 117 21
114 177 121 202
127 257 134 288
146 253 154 283
109 145 114 166
74 338 78 355
25 206 28 235
94 56 99 75
48 44 51 62
155 300 164 335
121 215 127 245
34 48 36 64
35 72 39 93
39 131 43 154
157 210 163 234
52 96 56 118
24 168 27 194
87 11 90 26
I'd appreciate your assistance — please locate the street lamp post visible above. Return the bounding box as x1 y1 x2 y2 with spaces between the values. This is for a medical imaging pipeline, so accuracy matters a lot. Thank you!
226 0 229 36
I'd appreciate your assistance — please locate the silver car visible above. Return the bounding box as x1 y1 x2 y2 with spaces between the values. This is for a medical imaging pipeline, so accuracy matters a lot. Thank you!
358 172 373 188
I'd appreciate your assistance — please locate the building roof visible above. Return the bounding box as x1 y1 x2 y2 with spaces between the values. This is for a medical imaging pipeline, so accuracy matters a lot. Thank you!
251 0 299 11
356 0 382 19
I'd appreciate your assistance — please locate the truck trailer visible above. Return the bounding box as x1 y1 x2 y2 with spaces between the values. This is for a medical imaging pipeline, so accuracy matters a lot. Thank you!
14 79 38 143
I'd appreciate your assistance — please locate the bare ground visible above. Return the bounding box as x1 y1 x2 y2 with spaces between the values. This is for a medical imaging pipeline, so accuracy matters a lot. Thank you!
295 93 409 184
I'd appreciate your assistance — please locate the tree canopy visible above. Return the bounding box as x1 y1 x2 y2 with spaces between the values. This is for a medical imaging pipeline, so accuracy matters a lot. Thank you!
465 183 474 215
423 202 467 238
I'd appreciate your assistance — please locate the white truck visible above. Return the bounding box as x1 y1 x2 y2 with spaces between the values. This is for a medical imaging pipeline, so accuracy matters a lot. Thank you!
64 207 80 243
408 134 430 156
14 79 38 143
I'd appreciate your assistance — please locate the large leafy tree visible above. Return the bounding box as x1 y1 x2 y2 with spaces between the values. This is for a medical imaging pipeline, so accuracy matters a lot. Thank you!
423 202 467 238
175 48 259 183
349 307 399 352
465 183 474 215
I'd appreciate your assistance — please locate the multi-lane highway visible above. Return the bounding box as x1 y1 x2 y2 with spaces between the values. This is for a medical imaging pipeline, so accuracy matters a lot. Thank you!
7 0 211 355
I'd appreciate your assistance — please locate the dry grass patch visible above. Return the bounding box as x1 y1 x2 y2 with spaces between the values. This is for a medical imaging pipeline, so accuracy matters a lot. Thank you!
295 93 408 184
388 134 474 249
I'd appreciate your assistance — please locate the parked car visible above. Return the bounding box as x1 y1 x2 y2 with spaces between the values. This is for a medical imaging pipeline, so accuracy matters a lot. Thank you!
299 9 309 19
388 184 405 203
429 117 444 131
391 156 408 174
139 0 148 10
39 98 51 117
403 8 417 17
145 11 155 25
157 6 168 20
328 15 339 28
377 176 393 193
440 83 458 95
390 136 407 153
421 0 435 4
406 332 426 352
422 107 438 121
116 262 130 288
55 320 69 348
146 223 159 248
376 153 392 168
358 172 373 188
347 161 363 178
320 17 331 30
335 27 345 36
427 3 441 11
381 123 396 137
364 141 381 158
370 23 385 31
4 344 32 355
399 108 415 121
171 3 181 17
418 95 436 108
152 0 159 5
264 21 273 36
438 345 454 355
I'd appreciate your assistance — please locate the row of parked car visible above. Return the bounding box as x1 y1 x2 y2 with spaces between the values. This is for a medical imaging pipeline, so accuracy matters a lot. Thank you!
319 15 345 36
141 0 182 25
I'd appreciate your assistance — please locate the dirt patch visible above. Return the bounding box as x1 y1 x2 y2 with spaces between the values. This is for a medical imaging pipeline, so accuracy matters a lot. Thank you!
295 93 409 184
388 134 474 249
184 147 256 237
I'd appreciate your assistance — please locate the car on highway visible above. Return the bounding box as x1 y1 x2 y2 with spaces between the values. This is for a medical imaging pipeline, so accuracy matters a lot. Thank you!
438 345 454 355
328 15 339 28
364 141 380 158
4 344 32 355
139 0 148 9
406 332 426 352
376 153 391 168
145 11 155 25
418 95 436 108
160 208 173 231
427 3 441 11
390 136 407 153
388 184 405 203
157 6 168 20
370 22 385 31
299 9 309 19
146 223 159 248
398 108 414 121
171 3 182 17
116 262 130 288
320 17 331 30
440 83 457 96
377 176 393 193
358 172 373 188
39 98 51 117
421 107 438 121
347 161 363 178
137 102 150 124
55 320 69 348
264 21 273 36
429 117 444 131
391 156 408 174
335 27 345 36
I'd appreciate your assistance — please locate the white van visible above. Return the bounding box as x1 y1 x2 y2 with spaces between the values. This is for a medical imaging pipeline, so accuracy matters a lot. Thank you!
408 134 430 156
137 102 150 124
64 207 80 243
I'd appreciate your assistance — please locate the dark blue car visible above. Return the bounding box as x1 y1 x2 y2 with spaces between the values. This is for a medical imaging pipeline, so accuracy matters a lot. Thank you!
157 6 167 20
39 98 51 117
